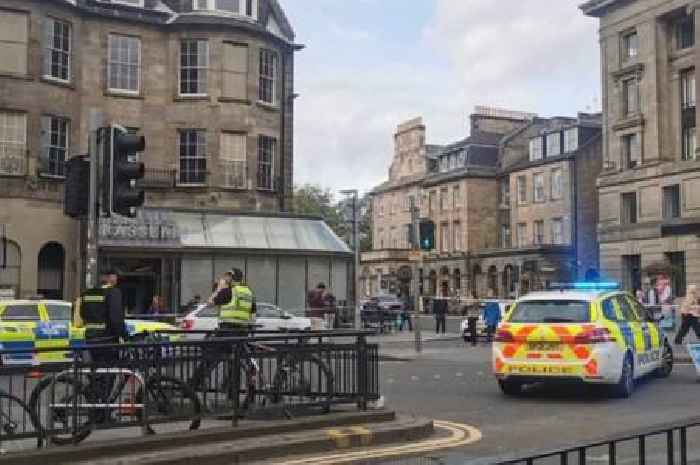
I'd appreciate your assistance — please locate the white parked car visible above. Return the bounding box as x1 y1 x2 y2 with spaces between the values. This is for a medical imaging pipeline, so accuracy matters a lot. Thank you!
180 302 317 337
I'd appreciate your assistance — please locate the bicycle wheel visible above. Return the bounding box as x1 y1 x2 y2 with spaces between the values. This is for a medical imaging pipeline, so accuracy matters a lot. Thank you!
0 391 44 452
271 354 334 414
139 376 201 435
191 359 255 415
29 374 94 446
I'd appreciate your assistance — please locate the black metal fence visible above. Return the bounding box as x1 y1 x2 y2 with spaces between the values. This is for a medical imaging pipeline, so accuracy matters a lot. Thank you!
0 330 379 452
463 416 700 465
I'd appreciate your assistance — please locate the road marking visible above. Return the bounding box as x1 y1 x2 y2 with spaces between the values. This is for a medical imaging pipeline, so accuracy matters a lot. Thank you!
455 372 464 377
386 378 395 384
279 420 482 465
433 374 441 380
410 375 419 381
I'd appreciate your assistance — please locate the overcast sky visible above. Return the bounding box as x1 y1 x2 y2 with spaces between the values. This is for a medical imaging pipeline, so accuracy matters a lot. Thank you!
281 0 601 196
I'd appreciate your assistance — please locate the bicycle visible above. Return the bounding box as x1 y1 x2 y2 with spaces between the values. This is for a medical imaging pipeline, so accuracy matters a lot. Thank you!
189 330 335 418
29 342 201 446
0 388 44 453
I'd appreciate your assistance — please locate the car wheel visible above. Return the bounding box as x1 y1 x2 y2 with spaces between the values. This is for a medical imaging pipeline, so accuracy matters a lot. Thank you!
611 353 634 398
654 341 673 378
498 379 522 396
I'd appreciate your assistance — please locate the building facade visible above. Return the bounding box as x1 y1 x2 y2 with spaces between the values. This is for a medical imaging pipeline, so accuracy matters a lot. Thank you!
361 107 603 300
582 0 700 297
474 114 602 297
0 0 352 310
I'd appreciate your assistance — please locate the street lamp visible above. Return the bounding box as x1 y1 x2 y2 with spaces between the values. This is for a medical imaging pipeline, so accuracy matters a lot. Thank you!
340 189 360 329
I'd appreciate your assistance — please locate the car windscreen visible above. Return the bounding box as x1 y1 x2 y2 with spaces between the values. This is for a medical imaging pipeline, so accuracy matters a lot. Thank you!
45 304 71 321
508 300 591 323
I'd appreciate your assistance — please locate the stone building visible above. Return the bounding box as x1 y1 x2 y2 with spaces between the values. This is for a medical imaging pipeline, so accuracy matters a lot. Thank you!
361 107 533 298
361 108 603 300
474 114 603 298
582 0 700 296
0 0 352 311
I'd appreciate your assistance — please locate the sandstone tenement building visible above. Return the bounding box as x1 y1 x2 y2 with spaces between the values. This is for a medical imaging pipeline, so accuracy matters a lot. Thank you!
361 107 602 299
582 0 700 296
0 0 352 311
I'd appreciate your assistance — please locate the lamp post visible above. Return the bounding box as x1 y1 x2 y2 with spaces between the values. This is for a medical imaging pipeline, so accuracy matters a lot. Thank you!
341 189 360 329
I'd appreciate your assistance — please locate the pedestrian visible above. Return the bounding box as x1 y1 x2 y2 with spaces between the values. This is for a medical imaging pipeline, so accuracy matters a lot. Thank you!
483 300 501 343
635 288 647 305
675 284 700 345
148 296 164 316
433 292 448 335
399 294 413 332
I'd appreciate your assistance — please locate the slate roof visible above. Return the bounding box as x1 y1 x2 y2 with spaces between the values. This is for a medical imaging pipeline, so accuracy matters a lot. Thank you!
63 0 295 41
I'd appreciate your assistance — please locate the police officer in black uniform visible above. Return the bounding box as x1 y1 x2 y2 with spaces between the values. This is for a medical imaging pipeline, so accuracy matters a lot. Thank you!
80 269 127 347
80 269 127 405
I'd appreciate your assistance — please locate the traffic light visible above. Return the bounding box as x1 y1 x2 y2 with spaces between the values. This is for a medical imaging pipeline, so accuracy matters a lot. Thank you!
105 125 145 218
418 219 435 251
64 155 90 218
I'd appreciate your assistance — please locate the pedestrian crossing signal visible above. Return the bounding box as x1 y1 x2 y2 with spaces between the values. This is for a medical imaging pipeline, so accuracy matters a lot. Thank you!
419 220 435 251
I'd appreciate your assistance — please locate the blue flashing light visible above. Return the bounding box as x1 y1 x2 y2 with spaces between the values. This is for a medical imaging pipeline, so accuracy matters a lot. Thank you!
571 282 620 290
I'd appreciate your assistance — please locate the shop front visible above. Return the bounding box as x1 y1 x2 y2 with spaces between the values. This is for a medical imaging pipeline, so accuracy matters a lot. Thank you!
99 209 352 314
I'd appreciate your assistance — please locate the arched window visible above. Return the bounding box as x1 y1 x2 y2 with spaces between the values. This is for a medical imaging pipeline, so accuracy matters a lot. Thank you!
428 270 437 296
454 269 461 290
503 264 516 295
488 266 499 297
37 242 65 299
0 239 21 298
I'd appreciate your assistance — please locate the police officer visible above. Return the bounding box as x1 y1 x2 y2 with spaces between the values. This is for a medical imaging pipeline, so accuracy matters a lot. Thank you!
78 269 127 406
192 269 255 391
80 269 127 348
216 268 256 335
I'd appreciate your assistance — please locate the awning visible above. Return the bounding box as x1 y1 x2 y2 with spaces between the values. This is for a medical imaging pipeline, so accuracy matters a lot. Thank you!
99 209 351 255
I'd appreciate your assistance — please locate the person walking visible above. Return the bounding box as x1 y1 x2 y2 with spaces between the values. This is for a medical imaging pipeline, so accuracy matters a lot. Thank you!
399 294 413 332
675 284 700 344
483 300 501 343
433 292 448 335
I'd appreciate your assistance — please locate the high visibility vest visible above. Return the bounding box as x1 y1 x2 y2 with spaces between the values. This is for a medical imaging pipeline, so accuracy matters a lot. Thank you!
80 284 112 330
220 284 254 324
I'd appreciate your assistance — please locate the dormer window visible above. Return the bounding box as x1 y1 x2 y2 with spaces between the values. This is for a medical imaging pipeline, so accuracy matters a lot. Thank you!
193 0 258 19
529 137 543 161
546 132 561 157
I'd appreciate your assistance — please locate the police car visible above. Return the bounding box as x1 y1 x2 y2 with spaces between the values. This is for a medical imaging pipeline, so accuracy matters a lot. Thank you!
0 299 178 366
493 283 673 398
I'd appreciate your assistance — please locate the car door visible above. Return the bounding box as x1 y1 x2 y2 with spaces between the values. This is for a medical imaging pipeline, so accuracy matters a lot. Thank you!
615 295 649 375
626 295 662 370
39 302 73 362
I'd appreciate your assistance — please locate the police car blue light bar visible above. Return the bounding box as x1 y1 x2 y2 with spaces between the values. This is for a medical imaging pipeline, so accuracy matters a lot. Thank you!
548 282 620 291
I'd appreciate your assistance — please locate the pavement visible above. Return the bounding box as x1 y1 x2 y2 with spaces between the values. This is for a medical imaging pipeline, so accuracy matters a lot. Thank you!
3 410 437 465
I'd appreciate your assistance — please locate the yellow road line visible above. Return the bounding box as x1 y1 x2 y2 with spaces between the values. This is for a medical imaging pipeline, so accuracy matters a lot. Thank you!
278 420 482 465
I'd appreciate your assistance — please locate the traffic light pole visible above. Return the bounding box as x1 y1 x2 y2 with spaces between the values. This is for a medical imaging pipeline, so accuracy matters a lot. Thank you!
85 110 104 289
409 196 422 352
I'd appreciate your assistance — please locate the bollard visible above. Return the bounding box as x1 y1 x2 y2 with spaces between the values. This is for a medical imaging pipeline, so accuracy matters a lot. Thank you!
414 316 422 353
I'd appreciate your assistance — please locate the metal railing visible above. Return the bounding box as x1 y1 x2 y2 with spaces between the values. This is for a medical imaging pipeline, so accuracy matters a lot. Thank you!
0 330 379 452
464 416 700 465
137 168 176 189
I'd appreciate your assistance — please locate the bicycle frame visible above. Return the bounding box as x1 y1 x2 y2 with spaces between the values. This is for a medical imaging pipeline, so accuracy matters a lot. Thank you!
47 368 146 412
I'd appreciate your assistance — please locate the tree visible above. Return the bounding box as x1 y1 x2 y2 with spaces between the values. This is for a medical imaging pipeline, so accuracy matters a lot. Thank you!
292 185 372 252
293 184 346 237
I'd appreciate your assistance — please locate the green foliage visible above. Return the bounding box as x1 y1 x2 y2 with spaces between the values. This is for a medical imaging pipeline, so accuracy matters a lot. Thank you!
292 184 373 252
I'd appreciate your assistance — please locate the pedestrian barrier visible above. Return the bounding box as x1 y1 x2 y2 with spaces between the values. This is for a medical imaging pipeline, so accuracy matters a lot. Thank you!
0 329 379 453
461 415 700 465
